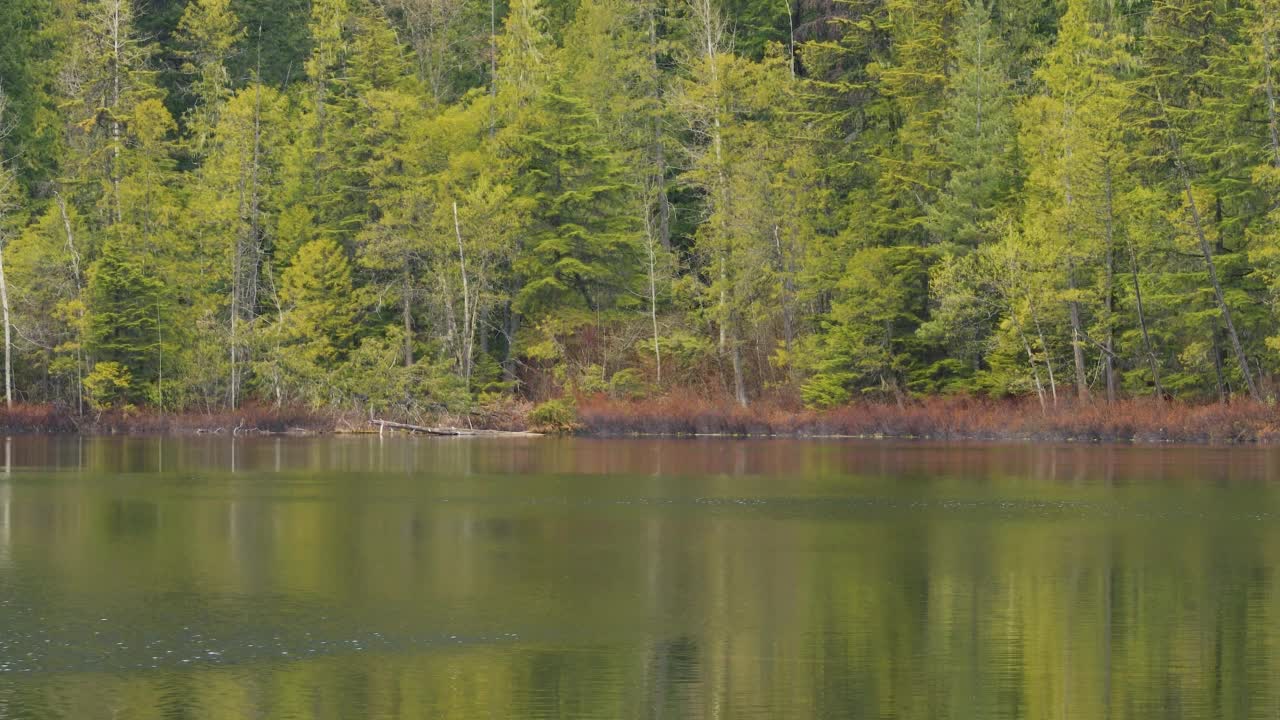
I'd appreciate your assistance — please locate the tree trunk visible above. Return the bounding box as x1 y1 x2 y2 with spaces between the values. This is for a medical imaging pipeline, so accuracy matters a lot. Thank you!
108 0 125 225
55 194 84 414
0 243 12 409
731 341 747 407
1180 172 1260 401
1031 310 1058 406
1067 265 1091 403
1212 328 1228 404
453 201 474 388
643 195 663 386
1020 330 1047 413
1158 91 1261 401
1060 102 1090 403
1126 237 1164 399
402 269 414 367
648 0 671 250
1102 161 1117 403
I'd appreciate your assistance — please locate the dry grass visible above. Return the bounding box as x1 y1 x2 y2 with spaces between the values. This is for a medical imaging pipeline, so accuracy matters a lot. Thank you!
86 404 342 435
1 394 1276 444
576 393 1280 444
0 404 81 433
0 399 534 436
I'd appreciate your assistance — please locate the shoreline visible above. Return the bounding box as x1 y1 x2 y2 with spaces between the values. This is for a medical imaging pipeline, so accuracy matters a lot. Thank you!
1 395 1279 445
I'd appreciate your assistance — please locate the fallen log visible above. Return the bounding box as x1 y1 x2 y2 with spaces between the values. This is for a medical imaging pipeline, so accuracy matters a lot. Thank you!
370 419 540 437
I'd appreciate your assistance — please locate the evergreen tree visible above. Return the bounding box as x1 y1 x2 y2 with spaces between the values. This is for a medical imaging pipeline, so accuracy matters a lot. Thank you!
860 0 960 246
1138 0 1265 400
189 83 288 406
802 245 934 407
926 0 1017 248
0 0 63 186
279 237 358 367
86 239 165 399
176 0 245 148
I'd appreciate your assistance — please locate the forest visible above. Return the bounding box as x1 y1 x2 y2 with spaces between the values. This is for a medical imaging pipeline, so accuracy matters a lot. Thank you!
0 0 1279 420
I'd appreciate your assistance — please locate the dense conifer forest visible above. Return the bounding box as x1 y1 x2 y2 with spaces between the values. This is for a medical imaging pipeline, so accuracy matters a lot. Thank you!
0 0 1278 417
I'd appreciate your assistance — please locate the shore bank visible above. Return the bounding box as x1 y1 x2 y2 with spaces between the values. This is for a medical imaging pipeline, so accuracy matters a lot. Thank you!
575 395 1280 444
1 395 1277 444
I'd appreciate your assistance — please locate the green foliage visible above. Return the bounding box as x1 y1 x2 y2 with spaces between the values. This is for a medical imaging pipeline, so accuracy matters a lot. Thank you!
608 367 647 399
528 397 579 432
86 241 165 398
507 87 640 318
802 246 935 406
280 238 358 366
926 0 1018 246
6 0 1280 417
83 361 133 411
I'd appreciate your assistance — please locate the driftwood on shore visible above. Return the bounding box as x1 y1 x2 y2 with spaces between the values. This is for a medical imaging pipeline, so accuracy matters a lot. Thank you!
369 419 540 437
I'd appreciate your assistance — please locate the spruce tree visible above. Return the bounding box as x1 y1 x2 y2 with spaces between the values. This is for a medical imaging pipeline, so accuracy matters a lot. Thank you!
926 0 1017 248
86 240 165 398
509 87 639 320
279 238 358 367
176 0 245 149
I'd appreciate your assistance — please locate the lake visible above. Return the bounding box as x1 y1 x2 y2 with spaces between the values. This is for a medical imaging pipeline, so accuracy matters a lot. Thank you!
0 436 1278 718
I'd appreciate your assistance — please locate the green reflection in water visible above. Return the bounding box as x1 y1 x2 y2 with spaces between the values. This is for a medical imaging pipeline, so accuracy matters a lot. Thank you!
0 436 1279 718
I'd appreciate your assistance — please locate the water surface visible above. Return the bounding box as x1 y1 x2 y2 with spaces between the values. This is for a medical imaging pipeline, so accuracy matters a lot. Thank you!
1 436 1279 718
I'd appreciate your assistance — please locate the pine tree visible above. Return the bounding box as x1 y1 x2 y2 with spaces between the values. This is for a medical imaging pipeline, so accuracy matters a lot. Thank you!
802 245 933 407
926 0 1017 248
175 0 245 149
1016 0 1136 401
508 88 639 324
279 237 358 367
1138 0 1264 400
293 0 415 243
86 239 165 399
0 0 63 186
862 0 960 245
190 83 287 406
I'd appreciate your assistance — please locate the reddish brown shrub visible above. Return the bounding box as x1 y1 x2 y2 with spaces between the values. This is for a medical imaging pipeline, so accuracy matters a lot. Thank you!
576 392 1280 444
0 404 80 433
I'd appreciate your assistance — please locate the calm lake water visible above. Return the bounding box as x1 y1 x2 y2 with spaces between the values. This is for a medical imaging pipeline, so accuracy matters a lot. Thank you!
1 436 1279 718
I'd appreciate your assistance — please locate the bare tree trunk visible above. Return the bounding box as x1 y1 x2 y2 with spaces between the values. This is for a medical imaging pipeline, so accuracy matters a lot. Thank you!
1102 161 1117 403
453 201 474 389
731 342 747 407
643 192 663 386
1020 330 1047 413
1068 288 1091 401
0 243 12 409
1126 236 1164 399
55 194 82 286
55 193 84 414
1031 310 1058 407
402 269 414 367
691 0 740 403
